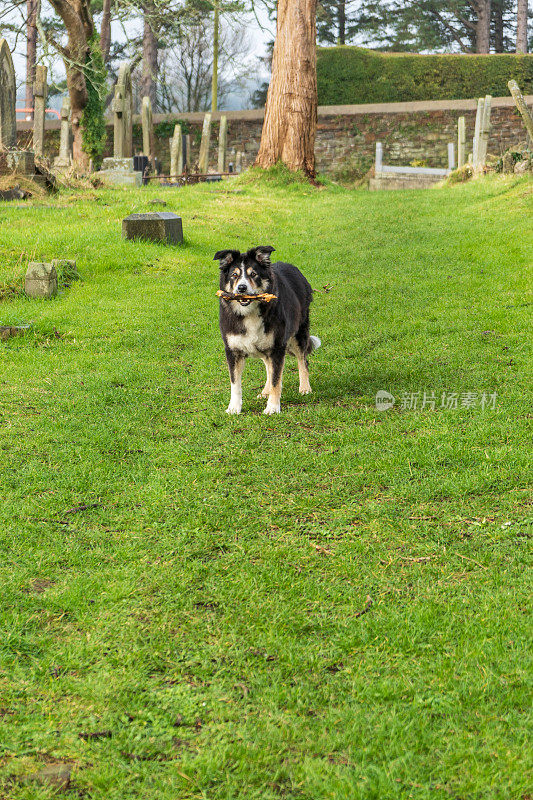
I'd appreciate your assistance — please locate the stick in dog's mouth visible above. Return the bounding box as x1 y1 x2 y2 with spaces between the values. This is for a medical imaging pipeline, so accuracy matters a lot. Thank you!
216 290 277 304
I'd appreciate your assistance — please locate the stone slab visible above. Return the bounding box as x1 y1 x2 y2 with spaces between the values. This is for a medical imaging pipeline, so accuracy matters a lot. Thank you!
101 157 136 172
0 149 35 176
98 169 142 187
122 212 183 244
25 262 58 298
0 324 30 341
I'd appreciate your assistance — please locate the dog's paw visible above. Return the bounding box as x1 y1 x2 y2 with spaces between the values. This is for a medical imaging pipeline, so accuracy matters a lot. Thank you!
263 403 281 415
226 404 242 415
257 390 270 399
299 388 312 395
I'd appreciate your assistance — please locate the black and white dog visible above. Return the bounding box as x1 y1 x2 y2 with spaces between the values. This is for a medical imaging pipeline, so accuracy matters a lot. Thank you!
214 245 321 414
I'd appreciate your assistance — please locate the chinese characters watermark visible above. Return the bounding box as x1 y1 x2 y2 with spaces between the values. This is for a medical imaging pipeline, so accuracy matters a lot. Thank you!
376 389 498 412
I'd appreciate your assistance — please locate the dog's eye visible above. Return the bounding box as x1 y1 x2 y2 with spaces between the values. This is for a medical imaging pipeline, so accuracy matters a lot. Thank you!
231 272 238 279
250 272 257 279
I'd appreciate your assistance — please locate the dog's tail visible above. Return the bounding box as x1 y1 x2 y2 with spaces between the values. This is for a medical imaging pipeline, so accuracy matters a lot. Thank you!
309 335 321 353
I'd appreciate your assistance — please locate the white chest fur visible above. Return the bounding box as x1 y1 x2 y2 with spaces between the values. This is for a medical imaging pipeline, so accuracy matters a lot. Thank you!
226 309 274 356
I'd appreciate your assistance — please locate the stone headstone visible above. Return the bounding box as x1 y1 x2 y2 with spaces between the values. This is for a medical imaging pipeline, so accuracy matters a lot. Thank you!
457 116 466 168
54 96 72 168
235 150 242 173
122 213 183 244
0 325 29 341
98 156 142 186
472 97 484 170
113 62 133 159
170 123 183 180
198 112 211 174
184 133 191 168
476 95 491 172
32 64 47 157
217 115 227 173
141 95 154 164
0 38 16 149
25 262 58 298
502 151 514 174
0 149 35 175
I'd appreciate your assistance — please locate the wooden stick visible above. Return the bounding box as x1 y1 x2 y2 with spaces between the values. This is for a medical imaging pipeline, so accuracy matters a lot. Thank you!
216 290 277 302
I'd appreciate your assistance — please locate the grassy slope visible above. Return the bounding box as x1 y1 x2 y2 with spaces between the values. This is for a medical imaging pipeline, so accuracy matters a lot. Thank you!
0 175 531 800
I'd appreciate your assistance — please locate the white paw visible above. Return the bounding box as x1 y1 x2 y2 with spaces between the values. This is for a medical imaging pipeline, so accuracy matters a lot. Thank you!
299 388 312 395
257 391 270 399
226 404 241 414
263 403 281 415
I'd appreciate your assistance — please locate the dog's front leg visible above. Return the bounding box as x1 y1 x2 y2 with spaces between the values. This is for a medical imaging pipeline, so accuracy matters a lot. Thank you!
263 350 285 415
258 357 273 399
226 350 245 414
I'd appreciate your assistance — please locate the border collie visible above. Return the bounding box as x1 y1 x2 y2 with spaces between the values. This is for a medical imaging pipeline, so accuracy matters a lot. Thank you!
214 245 321 414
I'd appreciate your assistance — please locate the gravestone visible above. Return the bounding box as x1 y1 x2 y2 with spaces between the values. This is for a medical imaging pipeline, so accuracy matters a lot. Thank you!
457 116 466 168
502 151 514 174
198 113 211 173
476 95 491 172
170 123 183 180
184 133 191 168
141 95 154 165
0 324 30 341
508 80 533 144
122 212 183 244
113 63 133 159
54 96 72 169
218 115 227 173
32 64 47 157
235 150 242 173
472 97 484 169
0 38 16 149
25 262 58 298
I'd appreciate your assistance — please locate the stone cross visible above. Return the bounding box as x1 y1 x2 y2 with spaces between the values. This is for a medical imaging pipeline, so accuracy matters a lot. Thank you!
198 112 212 174
32 64 47 157
508 80 533 144
112 62 133 159
217 115 227 173
54 96 72 168
141 95 154 164
457 116 466 168
170 123 183 180
0 38 16 149
476 95 491 172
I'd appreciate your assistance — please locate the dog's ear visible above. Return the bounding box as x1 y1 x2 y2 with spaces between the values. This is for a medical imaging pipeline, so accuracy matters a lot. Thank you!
252 245 275 267
214 250 239 270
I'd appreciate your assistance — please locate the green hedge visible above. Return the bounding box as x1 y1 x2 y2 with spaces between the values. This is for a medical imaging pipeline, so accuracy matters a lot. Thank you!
317 47 533 104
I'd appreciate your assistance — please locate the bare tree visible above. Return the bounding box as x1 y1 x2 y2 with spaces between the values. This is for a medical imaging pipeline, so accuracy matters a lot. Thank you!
26 0 39 114
157 18 248 112
141 0 158 106
255 0 317 179
100 0 111 63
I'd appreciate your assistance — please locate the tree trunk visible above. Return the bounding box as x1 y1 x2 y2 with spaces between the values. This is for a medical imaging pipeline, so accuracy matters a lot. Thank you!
100 0 111 63
255 0 318 179
475 0 491 52
141 3 158 109
337 0 346 45
26 0 38 115
516 0 528 52
48 0 94 169
211 1 219 112
492 0 504 51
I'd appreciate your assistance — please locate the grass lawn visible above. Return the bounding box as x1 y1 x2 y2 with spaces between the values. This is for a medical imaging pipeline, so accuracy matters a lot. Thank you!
0 173 531 800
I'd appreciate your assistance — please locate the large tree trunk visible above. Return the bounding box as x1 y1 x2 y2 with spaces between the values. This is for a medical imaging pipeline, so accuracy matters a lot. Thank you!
141 3 158 108
255 0 317 179
211 1 219 112
516 0 528 52
100 0 111 63
48 0 94 168
26 0 38 115
492 0 504 51
474 0 491 52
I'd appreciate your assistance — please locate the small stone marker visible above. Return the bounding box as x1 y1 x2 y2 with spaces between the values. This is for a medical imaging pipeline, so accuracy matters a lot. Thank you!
457 116 466 168
170 124 183 180
32 64 47 157
25 262 58 298
141 95 154 165
198 113 212 173
122 213 183 245
476 95 492 172
218 115 228 173
0 38 17 149
502 151 515 174
235 150 242 173
54 96 72 169
0 325 29 341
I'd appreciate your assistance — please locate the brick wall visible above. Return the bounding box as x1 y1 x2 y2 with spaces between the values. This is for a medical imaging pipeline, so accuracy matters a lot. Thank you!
17 96 532 178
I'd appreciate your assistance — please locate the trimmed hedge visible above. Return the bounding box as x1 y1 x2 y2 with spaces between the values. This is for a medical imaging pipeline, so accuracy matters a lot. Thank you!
317 47 533 104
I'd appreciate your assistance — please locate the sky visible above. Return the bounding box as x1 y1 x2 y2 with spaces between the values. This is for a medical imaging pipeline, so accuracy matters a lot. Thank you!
0 0 275 112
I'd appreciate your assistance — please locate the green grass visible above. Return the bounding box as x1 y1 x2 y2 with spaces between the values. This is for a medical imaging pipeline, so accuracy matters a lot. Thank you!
0 175 532 800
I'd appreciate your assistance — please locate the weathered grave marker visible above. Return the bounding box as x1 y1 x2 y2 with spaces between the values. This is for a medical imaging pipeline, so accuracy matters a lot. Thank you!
25 262 58 298
170 123 183 180
508 80 533 143
235 150 242 173
457 116 466 168
218 115 227 173
0 38 17 149
447 142 455 171
476 95 491 172
472 97 484 169
198 113 212 173
32 64 47 157
141 95 154 165
54 96 72 169
122 213 183 244
113 63 133 159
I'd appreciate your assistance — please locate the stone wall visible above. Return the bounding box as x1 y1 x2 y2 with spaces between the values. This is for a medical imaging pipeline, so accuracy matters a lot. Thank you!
16 96 532 178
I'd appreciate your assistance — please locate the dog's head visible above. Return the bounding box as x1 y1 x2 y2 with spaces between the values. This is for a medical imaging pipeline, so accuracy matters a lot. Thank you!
214 246 275 306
